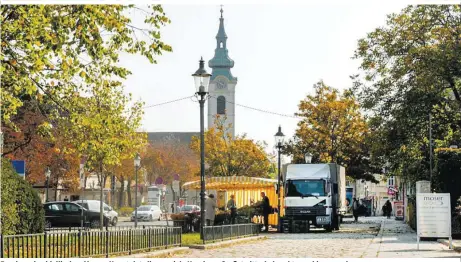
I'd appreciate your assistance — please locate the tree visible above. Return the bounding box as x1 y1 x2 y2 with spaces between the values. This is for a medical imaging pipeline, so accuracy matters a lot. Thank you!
190 115 272 178
65 82 146 229
143 136 199 201
1 5 171 148
283 81 378 181
352 5 461 182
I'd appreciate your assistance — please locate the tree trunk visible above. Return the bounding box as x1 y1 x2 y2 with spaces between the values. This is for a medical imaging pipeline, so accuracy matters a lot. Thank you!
127 179 132 207
99 162 104 230
119 177 125 208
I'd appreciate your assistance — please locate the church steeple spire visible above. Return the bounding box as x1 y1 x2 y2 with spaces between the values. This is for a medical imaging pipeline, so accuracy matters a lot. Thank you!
208 5 236 81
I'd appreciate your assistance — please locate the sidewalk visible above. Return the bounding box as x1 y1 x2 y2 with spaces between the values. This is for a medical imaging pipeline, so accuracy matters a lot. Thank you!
364 218 460 258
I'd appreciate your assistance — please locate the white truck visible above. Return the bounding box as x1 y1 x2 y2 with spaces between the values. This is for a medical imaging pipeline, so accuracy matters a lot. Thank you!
282 163 346 233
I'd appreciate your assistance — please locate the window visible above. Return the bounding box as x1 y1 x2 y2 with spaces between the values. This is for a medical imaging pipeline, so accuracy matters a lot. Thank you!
220 42 223 48
64 203 79 212
47 204 63 211
286 179 326 197
388 176 395 187
217 96 226 115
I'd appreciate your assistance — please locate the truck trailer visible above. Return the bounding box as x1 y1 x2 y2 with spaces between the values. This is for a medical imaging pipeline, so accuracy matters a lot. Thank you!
282 163 346 233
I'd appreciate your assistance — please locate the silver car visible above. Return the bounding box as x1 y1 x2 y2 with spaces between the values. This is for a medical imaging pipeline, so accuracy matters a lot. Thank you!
131 205 162 221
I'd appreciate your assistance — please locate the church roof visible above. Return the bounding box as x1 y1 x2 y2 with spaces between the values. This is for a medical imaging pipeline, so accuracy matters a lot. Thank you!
208 7 236 81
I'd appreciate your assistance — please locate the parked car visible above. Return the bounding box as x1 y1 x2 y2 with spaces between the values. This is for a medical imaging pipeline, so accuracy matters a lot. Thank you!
180 205 201 215
131 205 162 221
44 201 110 228
72 200 118 226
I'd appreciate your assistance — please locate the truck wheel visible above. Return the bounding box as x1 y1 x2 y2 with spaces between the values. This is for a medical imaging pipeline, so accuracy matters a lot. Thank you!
325 226 333 232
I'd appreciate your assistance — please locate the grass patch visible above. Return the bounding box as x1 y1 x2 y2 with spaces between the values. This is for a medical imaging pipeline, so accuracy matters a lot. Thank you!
181 233 202 246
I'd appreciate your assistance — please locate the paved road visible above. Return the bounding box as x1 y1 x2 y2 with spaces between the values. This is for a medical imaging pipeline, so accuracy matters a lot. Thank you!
166 217 460 258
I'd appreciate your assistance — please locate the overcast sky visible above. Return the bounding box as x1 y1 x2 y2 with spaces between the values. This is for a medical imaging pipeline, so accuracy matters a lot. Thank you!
119 3 409 153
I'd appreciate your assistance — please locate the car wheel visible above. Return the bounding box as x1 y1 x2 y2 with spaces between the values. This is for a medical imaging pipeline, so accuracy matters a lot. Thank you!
90 219 101 229
45 219 52 228
149 215 153 222
111 217 118 226
158 214 161 221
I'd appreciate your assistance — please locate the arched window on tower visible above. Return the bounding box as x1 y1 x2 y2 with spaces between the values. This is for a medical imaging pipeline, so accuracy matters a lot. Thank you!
217 96 226 115
220 42 223 48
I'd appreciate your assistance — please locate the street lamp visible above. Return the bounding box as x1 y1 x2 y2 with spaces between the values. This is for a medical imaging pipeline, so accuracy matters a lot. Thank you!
134 153 141 228
304 152 313 164
274 125 285 232
45 167 51 202
192 57 211 240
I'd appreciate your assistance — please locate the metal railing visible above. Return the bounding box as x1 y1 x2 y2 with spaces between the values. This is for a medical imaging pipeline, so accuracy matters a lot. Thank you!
1 226 181 258
202 224 259 243
44 225 167 233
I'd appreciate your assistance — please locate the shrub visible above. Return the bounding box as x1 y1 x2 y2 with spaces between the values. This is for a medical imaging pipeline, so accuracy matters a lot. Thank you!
1 159 44 234
118 206 134 216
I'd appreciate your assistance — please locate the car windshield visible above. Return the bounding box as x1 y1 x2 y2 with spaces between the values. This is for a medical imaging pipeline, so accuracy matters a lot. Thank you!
286 179 326 197
138 206 151 211
181 206 193 211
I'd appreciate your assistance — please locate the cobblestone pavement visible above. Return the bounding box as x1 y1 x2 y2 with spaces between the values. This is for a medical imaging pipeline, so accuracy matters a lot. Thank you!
165 217 460 258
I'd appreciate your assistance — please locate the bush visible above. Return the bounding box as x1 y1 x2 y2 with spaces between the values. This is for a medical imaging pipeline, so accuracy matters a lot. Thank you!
118 206 134 216
170 213 185 220
1 159 44 235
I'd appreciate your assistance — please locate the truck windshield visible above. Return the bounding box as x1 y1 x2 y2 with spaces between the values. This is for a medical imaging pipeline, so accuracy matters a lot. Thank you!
286 179 326 197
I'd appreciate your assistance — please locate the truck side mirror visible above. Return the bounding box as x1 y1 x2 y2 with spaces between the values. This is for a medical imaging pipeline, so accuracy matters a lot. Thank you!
333 183 338 194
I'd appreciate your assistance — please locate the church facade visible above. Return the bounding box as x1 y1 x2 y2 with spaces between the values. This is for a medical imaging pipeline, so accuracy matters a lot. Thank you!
207 7 237 139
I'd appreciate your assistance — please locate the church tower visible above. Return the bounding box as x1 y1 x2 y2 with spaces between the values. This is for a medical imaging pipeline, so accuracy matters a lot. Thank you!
208 7 237 139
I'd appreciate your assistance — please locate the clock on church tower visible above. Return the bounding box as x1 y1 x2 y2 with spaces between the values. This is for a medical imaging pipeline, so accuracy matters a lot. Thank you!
207 6 237 139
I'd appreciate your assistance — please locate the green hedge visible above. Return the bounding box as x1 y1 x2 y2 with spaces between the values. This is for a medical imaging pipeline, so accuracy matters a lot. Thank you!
1 159 45 235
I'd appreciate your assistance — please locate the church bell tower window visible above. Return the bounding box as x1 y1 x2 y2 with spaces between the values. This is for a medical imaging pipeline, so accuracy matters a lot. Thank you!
217 96 226 115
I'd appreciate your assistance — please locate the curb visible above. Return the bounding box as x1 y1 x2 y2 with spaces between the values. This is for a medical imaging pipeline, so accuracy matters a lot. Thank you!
119 247 190 258
188 236 267 250
437 239 461 252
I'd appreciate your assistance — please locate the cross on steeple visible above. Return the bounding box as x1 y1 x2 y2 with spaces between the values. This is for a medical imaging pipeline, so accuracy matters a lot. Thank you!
220 5 223 18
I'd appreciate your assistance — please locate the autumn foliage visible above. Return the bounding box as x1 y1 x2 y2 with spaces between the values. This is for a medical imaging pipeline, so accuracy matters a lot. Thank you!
190 115 271 178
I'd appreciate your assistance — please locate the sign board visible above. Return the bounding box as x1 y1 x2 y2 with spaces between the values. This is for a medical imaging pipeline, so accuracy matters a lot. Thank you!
416 193 452 249
394 201 404 220
155 177 163 185
387 186 395 196
172 181 180 193
11 160 26 179
173 174 180 181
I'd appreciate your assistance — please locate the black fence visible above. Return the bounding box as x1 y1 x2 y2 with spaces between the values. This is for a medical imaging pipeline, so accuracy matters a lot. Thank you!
1 226 181 258
44 225 167 233
203 224 260 243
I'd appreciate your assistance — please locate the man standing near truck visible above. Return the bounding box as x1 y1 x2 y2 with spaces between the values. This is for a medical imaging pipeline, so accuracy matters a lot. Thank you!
260 192 270 232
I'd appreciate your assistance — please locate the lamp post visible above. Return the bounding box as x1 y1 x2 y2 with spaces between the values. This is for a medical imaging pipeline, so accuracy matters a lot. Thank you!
192 57 211 240
274 125 285 232
45 167 51 202
134 153 141 228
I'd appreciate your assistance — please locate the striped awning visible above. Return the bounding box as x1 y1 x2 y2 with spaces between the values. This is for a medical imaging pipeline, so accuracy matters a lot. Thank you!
182 176 277 190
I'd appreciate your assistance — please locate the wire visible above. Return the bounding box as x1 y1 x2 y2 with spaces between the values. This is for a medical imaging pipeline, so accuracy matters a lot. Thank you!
143 94 302 119
208 94 302 119
143 95 195 109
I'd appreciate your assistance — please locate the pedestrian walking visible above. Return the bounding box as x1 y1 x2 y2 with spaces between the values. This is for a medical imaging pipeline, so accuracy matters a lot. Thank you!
227 194 237 224
384 200 392 219
260 192 271 232
205 193 217 226
352 197 360 222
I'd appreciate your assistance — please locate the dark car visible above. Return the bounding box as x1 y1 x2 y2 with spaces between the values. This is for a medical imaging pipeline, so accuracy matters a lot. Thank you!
44 201 110 228
180 205 201 215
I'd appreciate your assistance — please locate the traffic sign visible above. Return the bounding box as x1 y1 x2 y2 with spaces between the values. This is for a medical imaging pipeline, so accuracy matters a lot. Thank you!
172 180 180 193
155 177 163 185
173 174 180 181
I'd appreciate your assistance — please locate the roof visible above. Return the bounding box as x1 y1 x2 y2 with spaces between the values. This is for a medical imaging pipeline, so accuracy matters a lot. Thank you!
182 176 277 190
147 132 199 145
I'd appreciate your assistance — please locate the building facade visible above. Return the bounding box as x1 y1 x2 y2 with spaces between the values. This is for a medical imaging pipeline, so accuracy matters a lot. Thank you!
208 7 237 139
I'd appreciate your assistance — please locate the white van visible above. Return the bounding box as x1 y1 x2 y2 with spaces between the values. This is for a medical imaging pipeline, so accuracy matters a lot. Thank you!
73 200 118 226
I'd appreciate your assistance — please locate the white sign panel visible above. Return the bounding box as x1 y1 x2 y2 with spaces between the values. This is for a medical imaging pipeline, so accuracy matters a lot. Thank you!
416 193 452 249
172 181 180 193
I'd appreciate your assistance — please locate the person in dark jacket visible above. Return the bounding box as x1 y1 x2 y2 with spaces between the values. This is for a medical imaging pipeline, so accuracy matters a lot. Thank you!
227 195 237 224
352 198 360 222
260 192 271 232
384 200 392 219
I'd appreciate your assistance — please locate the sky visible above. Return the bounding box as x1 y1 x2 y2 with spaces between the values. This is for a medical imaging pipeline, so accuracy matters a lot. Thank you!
119 3 409 154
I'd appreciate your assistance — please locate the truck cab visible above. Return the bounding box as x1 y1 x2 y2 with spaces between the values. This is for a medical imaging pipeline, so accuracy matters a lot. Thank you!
282 163 346 233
